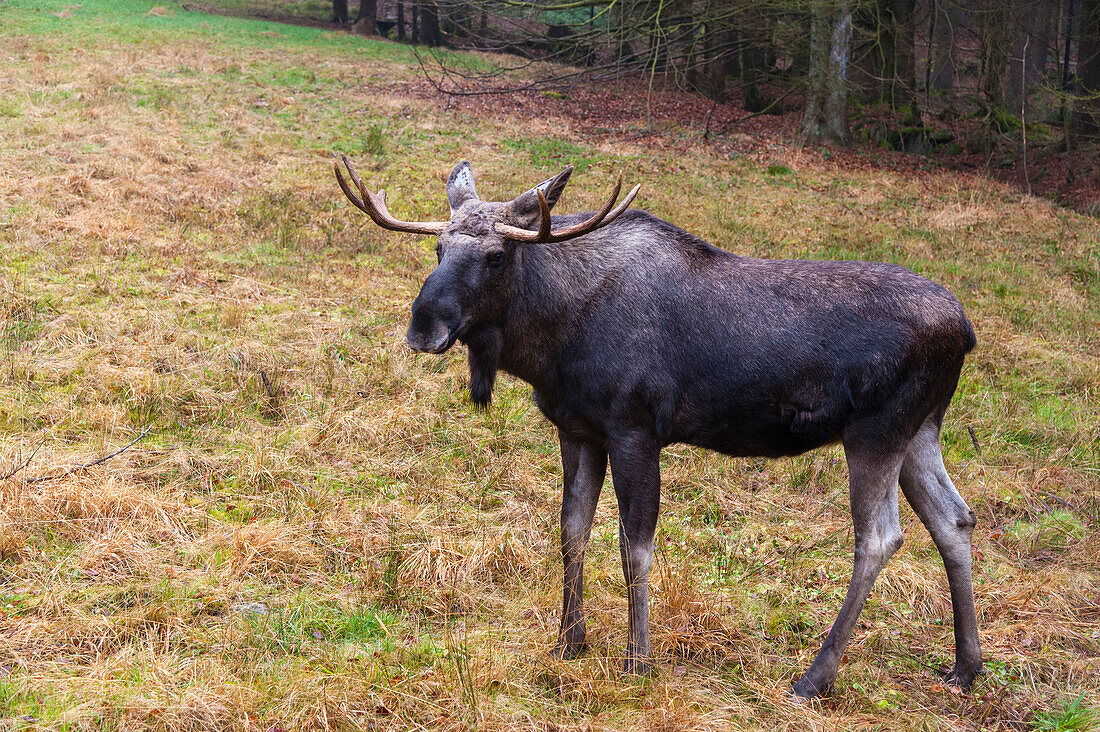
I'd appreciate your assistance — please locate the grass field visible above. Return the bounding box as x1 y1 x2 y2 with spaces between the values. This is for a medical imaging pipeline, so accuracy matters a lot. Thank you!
1 1 1098 729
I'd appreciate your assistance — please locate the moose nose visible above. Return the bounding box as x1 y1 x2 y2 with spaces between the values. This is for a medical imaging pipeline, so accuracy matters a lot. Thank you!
405 326 452 354
406 273 461 353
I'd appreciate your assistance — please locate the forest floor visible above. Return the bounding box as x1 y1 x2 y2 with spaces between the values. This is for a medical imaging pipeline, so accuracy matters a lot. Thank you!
188 0 1100 216
1 1 1099 730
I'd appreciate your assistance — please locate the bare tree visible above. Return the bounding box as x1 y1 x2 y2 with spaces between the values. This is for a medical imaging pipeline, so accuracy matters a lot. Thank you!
928 0 964 92
1075 0 1100 134
801 0 854 144
1007 0 1055 109
354 0 379 35
332 0 349 24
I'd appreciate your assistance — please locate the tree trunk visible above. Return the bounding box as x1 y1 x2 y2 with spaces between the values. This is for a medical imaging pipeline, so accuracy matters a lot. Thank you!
332 0 348 24
978 0 1019 115
929 0 961 91
740 36 767 112
852 0 916 109
686 20 728 102
1075 0 1100 134
353 0 378 35
874 0 894 101
421 1 442 47
397 1 406 40
1007 0 1054 107
801 0 854 145
789 14 811 78
1030 0 1056 80
850 0 886 103
824 4 855 141
441 0 466 38
802 6 828 137
724 29 741 78
887 0 917 112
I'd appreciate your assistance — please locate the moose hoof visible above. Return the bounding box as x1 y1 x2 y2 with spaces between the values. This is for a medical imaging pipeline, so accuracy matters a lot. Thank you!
551 638 587 661
790 675 830 701
623 656 652 676
945 662 984 691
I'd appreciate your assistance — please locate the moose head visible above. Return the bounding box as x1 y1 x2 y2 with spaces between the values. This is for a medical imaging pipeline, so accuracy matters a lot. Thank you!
335 155 639 404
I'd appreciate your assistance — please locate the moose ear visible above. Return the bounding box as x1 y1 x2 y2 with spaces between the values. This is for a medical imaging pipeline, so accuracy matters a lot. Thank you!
508 165 573 229
447 160 479 215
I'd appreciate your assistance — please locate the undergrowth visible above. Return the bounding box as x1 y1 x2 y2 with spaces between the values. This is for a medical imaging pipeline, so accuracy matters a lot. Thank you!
0 0 1098 730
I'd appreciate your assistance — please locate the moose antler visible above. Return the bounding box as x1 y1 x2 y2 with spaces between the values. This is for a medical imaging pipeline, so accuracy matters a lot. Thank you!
494 176 641 243
334 154 448 235
335 154 639 243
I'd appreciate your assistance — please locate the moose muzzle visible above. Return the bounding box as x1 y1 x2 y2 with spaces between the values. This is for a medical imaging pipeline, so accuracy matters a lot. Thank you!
405 270 462 354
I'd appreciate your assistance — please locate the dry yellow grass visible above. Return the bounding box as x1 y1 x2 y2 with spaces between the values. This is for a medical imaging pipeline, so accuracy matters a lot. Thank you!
0 1 1098 730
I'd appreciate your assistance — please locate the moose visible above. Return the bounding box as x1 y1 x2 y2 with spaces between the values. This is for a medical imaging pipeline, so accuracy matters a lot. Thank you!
334 155 983 699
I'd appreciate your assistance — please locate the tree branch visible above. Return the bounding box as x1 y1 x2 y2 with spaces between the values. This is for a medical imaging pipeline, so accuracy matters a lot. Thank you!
14 426 154 485
0 440 46 482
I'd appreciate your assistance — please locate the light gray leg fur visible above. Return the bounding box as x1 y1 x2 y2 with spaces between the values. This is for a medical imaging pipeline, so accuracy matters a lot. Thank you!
792 444 906 699
899 419 984 688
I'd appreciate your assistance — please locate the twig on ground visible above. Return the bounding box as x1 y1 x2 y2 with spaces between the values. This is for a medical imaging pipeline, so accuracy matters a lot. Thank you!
967 426 981 455
0 440 46 482
1038 491 1080 516
260 370 276 400
20 426 153 484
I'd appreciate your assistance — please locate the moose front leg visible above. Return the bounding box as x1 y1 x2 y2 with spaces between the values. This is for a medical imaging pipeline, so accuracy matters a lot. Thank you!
607 433 661 675
555 433 607 659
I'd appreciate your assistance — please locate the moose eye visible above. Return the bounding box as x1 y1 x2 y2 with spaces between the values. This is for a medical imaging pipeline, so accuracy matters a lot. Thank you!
486 250 504 267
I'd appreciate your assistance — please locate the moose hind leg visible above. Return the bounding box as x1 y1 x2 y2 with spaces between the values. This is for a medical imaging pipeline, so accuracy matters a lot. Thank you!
555 433 607 659
607 433 661 675
899 420 983 689
792 444 905 700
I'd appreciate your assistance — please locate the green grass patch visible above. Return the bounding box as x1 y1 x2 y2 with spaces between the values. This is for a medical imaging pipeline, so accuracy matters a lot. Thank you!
501 136 598 173
1031 695 1099 732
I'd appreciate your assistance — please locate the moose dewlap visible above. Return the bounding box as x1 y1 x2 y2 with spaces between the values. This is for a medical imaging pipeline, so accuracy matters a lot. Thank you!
335 155 982 700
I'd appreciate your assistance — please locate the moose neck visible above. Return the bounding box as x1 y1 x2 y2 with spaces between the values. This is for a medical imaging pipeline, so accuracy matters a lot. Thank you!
495 234 620 394
460 228 617 410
